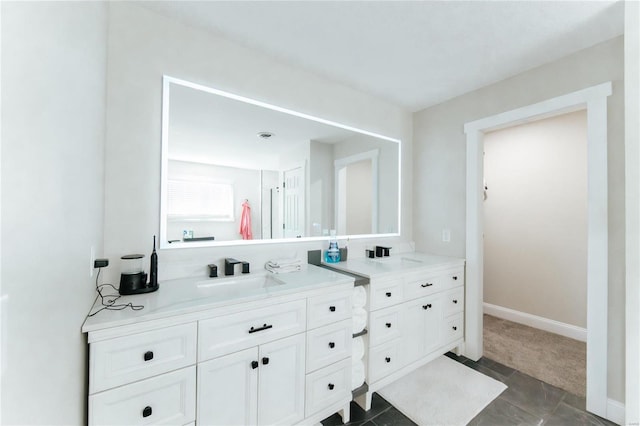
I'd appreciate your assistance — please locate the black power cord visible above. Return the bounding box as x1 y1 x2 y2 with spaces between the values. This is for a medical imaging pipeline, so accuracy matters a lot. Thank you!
87 268 144 317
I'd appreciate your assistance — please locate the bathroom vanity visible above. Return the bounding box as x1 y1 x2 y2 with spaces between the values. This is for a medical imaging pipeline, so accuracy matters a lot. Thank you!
82 265 354 426
326 252 465 410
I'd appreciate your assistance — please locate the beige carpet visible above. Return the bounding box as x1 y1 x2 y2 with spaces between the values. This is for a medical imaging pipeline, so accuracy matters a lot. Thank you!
483 314 586 397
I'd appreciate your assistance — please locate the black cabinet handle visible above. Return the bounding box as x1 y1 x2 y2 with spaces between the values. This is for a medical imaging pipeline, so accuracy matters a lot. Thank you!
385 357 391 363
453 276 458 280
385 322 392 328
328 383 335 390
143 351 154 361
422 304 432 310
421 283 433 288
329 306 336 312
328 342 335 349
453 326 458 331
251 360 259 369
453 299 458 304
262 357 270 365
249 323 273 334
142 406 152 418
386 292 392 297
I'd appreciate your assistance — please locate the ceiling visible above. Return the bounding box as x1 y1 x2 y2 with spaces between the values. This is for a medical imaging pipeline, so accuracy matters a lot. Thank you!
140 1 624 112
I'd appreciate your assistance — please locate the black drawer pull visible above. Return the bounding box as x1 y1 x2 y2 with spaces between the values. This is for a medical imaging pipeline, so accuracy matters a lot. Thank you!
262 357 270 365
421 283 433 288
329 341 335 349
453 299 458 304
249 323 273 334
251 360 259 369
453 326 458 331
143 351 154 361
385 322 392 328
386 292 392 297
142 406 152 418
329 305 336 312
453 276 458 280
422 304 432 310
385 357 391 363
328 383 335 390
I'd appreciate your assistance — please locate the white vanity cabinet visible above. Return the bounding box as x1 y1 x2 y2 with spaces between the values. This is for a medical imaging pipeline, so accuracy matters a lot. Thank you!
198 333 306 426
83 267 354 426
327 253 465 411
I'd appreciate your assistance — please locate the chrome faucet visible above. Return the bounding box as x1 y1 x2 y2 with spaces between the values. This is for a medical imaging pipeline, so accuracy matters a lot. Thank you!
225 258 250 275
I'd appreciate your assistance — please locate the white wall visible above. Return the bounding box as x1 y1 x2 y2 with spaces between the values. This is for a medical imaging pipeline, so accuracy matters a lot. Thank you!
103 2 412 283
413 36 625 401
310 141 335 235
483 110 588 328
625 1 640 423
1 2 107 424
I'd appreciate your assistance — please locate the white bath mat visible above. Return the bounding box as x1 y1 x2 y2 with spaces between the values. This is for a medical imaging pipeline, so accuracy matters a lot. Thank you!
377 356 507 426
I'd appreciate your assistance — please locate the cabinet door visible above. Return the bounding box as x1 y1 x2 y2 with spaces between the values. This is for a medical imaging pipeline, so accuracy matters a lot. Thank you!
197 347 259 426
403 296 441 365
257 334 305 426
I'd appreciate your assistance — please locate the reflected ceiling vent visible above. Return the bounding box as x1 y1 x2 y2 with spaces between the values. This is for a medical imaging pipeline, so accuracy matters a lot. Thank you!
257 132 275 140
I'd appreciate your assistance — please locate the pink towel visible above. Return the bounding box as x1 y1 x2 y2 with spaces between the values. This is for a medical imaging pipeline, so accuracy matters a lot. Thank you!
239 200 253 240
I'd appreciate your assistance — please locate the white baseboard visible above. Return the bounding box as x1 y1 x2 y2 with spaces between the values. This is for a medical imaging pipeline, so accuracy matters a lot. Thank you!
483 302 587 342
607 398 625 425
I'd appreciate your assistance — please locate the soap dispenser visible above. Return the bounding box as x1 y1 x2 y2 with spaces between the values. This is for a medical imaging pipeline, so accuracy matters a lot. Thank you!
325 230 341 263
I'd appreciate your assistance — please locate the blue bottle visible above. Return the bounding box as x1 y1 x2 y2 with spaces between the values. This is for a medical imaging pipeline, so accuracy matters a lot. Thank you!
325 230 341 263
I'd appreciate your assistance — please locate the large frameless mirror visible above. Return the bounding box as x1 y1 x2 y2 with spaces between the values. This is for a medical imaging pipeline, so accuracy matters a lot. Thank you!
160 76 401 248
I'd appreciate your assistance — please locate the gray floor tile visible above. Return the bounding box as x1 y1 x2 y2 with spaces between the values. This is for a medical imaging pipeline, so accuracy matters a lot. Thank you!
445 351 470 364
561 392 586 411
370 407 417 426
543 402 617 426
501 371 565 418
467 397 544 426
476 357 517 379
464 359 511 383
322 394 392 426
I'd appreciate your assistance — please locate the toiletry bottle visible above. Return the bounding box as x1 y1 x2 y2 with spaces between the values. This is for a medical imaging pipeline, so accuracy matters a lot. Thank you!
325 230 341 263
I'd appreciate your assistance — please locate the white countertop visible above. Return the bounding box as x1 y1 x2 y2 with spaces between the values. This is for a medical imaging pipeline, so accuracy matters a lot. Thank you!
82 264 354 333
324 251 465 278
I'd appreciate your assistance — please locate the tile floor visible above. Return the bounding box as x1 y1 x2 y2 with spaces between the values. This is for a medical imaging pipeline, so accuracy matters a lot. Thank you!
321 352 617 426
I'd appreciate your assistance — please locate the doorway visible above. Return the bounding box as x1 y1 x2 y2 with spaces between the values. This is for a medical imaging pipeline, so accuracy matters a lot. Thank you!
464 82 612 419
482 110 588 397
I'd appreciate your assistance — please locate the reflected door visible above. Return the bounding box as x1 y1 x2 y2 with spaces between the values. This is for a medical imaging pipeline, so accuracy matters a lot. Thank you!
283 166 305 238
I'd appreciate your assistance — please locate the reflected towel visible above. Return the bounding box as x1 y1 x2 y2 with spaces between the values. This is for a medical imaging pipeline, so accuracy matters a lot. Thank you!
353 286 367 309
265 257 302 274
239 200 252 240
353 307 367 334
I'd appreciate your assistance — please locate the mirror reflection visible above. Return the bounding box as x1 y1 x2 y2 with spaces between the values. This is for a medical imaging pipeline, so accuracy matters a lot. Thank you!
160 76 400 248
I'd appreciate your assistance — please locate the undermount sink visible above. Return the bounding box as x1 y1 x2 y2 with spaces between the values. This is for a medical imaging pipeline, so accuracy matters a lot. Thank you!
196 274 284 293
370 256 423 265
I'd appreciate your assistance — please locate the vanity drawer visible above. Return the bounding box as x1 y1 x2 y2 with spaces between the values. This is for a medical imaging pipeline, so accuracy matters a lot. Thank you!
305 358 351 418
443 313 464 344
306 319 352 373
370 279 403 310
369 305 403 347
89 323 197 394
199 299 306 361
368 338 402 383
307 290 352 330
403 272 444 301
88 366 196 426
443 287 464 317
442 268 464 289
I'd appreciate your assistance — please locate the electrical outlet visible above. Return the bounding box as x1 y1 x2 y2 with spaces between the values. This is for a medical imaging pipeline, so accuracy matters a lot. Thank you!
89 246 95 278
442 229 451 243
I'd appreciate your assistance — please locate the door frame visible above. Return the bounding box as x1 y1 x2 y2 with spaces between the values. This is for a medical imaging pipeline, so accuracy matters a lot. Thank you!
334 149 379 235
463 82 612 419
